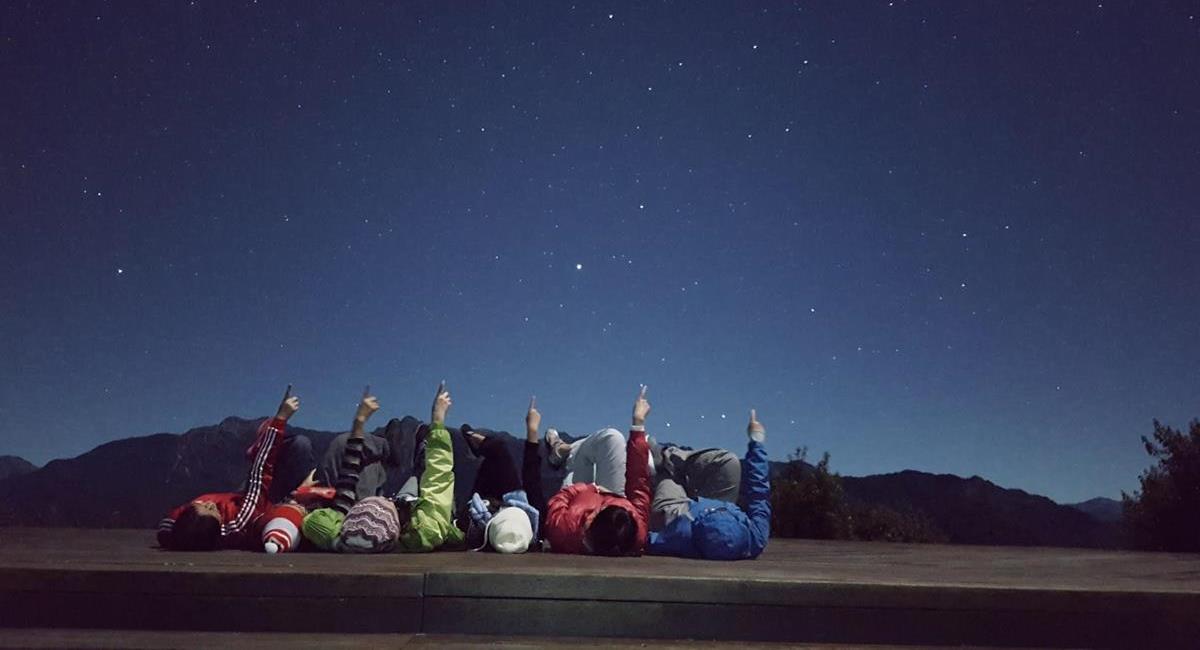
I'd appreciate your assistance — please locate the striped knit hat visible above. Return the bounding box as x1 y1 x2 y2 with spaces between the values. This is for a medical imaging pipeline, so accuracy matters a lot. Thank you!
302 508 345 551
262 504 306 554
338 496 400 553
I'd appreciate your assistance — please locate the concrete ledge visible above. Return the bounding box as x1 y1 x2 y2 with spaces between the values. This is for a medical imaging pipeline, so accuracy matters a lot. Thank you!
0 591 423 633
424 568 1200 612
0 630 968 649
423 597 1153 647
0 567 424 598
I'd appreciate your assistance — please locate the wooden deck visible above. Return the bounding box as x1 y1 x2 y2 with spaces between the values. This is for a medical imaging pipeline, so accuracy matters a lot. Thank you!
0 527 1197 647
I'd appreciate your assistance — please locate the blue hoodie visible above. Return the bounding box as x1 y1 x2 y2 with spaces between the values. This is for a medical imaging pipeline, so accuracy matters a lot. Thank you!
648 439 770 560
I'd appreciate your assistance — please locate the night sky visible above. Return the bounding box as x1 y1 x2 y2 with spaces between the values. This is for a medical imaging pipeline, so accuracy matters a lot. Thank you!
2 2 1198 503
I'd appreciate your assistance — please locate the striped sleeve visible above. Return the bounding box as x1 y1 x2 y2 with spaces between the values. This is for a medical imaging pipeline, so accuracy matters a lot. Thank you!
156 503 185 548
222 417 285 536
333 436 367 515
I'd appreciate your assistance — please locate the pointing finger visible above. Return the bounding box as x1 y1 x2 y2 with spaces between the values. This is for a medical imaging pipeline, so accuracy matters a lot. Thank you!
639 384 648 398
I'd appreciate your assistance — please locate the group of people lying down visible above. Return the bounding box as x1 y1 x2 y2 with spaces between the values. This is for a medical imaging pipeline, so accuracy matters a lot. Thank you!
157 383 770 560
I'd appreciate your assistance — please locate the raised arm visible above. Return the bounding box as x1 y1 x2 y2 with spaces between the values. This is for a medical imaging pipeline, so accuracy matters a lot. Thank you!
742 409 771 558
333 391 380 515
625 386 653 551
523 396 547 519
401 382 463 551
223 392 299 536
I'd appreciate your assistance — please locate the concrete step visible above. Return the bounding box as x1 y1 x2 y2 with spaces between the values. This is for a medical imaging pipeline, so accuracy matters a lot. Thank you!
0 528 1198 647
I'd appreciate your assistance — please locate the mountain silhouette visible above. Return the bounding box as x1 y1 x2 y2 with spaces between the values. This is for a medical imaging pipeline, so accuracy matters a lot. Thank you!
1066 497 1123 524
0 456 37 481
838 470 1119 548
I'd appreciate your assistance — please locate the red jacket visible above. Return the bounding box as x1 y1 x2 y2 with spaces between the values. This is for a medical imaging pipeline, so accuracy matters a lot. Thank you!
157 417 288 550
544 428 651 554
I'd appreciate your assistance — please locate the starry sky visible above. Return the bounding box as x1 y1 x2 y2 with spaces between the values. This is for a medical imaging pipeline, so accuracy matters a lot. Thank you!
2 2 1198 503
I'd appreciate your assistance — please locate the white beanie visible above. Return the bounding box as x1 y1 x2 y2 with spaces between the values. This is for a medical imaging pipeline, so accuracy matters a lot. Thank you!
486 506 533 554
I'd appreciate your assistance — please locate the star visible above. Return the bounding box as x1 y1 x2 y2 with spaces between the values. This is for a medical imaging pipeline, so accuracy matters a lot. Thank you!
116 268 124 275
575 263 583 270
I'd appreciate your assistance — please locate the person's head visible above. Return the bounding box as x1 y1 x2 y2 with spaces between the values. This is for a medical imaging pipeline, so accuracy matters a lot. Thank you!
301 508 345 551
338 496 401 553
586 505 639 556
169 501 221 551
487 506 534 554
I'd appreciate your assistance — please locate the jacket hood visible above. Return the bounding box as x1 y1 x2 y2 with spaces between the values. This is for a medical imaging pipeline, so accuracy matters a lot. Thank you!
694 506 750 560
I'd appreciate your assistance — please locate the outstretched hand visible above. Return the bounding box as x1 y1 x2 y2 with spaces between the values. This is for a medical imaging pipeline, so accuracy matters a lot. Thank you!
276 395 301 421
526 396 541 440
432 381 452 424
355 395 380 424
298 469 318 489
748 408 766 442
632 385 651 426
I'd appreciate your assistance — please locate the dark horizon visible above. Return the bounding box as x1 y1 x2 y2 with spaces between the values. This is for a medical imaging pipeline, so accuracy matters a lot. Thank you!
2 2 1198 503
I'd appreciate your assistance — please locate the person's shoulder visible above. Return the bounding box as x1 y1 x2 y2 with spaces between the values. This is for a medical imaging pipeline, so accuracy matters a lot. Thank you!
601 492 635 509
360 433 390 452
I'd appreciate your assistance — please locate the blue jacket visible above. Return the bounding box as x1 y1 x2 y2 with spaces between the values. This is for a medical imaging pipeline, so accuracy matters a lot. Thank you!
648 439 770 560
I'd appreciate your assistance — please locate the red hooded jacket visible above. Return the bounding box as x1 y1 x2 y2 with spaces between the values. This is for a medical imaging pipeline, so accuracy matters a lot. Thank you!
157 417 287 550
544 427 651 554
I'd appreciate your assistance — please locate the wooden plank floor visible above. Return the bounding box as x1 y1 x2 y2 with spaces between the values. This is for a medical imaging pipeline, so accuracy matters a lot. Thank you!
0 527 1197 647
1 527 1196 594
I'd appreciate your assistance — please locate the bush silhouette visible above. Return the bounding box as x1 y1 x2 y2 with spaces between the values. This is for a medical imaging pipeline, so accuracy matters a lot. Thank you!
770 447 945 543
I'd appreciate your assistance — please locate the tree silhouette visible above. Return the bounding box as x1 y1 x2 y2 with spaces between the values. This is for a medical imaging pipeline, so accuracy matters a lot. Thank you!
1122 419 1200 552
770 447 945 543
770 447 849 539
